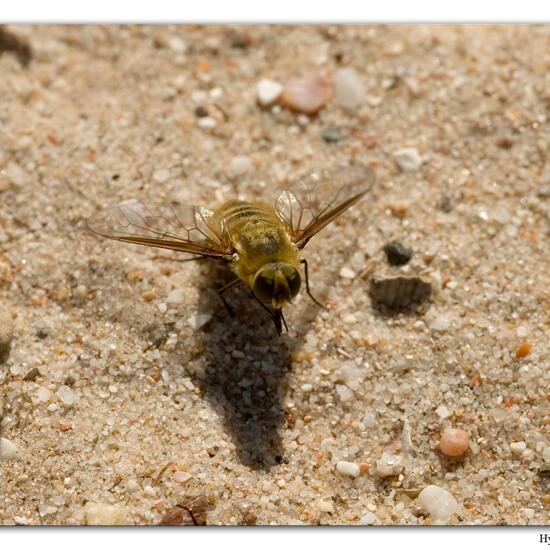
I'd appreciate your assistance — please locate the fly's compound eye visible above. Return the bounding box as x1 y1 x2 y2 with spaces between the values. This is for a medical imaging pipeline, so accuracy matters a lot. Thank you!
253 268 276 304
281 265 301 300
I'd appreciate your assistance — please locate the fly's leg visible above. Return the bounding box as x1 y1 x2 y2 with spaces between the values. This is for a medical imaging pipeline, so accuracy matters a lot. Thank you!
218 279 241 317
300 258 327 310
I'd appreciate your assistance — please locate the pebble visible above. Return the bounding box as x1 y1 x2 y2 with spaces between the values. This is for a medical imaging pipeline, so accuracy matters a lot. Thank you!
334 68 365 110
359 511 377 525
158 303 167 313
335 384 354 402
168 36 186 52
336 460 360 478
228 155 253 177
417 485 458 522
197 116 217 129
510 441 526 455
143 485 156 497
383 241 413 266
0 437 17 460
339 266 356 279
321 127 347 144
57 385 76 407
429 315 452 332
188 313 212 330
84 502 128 525
153 169 170 183
393 148 423 172
439 428 469 457
0 305 14 358
542 447 550 463
375 453 403 477
166 289 184 304
515 341 532 358
5 161 26 186
317 499 334 513
280 72 332 115
435 405 451 419
36 386 52 402
256 78 283 106
126 479 139 493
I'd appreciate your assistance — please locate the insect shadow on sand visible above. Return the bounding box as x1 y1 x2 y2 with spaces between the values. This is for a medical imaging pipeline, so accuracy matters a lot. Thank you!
188 260 295 471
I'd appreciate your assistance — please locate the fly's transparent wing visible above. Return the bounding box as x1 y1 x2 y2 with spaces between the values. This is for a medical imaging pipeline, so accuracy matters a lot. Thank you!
87 200 234 259
274 165 374 249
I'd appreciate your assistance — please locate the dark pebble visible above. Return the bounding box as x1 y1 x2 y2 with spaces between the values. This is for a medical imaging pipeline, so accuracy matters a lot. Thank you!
322 127 347 144
383 241 413 266
24 367 41 381
194 106 209 118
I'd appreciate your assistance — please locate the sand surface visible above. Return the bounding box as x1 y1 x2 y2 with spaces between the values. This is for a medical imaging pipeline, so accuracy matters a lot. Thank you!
0 24 549 525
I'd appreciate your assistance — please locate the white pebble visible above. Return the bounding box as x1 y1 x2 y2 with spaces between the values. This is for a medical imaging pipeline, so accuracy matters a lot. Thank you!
14 516 31 525
375 453 403 477
158 303 167 313
228 155 253 177
84 502 128 525
429 315 451 331
126 479 139 494
435 405 451 419
0 306 14 353
39 503 58 517
168 36 186 52
359 511 377 525
36 386 52 402
510 441 526 455
339 266 356 279
5 162 26 186
336 460 360 478
256 78 283 106
317 499 334 513
393 148 423 172
0 437 17 460
301 383 313 392
57 385 76 407
335 68 365 110
516 325 529 338
188 313 212 330
153 169 170 183
340 362 365 387
363 412 377 428
417 485 458 522
335 384 354 402
542 447 550 463
197 116 216 129
166 289 184 304
343 313 357 324
173 470 192 483
143 485 156 497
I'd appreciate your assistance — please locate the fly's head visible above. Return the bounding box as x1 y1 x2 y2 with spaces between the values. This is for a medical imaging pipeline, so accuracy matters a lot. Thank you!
252 262 302 310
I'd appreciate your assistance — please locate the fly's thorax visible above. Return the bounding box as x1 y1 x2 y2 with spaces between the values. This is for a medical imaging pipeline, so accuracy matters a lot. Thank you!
219 200 300 280
252 261 302 309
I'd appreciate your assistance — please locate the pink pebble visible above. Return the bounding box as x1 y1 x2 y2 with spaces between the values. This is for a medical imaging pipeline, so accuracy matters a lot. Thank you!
280 72 332 115
439 427 469 457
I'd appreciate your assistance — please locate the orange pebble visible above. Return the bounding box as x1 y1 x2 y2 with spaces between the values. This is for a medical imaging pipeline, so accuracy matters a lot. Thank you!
515 341 532 358
439 427 469 457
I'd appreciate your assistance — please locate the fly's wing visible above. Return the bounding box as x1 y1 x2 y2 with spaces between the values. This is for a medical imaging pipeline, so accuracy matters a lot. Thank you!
87 200 234 260
274 165 374 249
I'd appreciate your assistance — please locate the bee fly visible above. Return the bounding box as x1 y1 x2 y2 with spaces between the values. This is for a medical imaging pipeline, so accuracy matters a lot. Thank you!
88 165 374 334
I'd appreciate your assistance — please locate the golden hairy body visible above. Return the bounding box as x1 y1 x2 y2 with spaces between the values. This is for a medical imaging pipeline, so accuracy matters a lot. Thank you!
217 200 300 287
87 164 374 334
